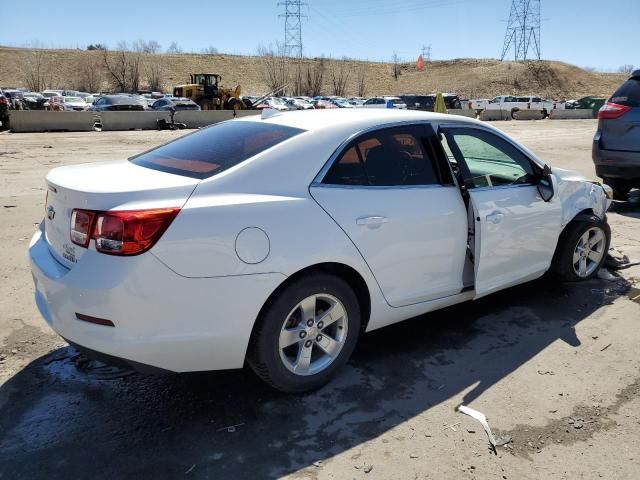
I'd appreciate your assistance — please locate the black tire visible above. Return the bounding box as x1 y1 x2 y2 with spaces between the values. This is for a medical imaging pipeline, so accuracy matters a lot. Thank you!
247 273 361 393
198 98 214 111
225 97 244 111
511 108 519 119
551 214 610 282
602 177 631 201
243 98 254 110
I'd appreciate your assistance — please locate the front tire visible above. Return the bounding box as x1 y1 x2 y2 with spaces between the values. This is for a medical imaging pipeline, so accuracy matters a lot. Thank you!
551 214 610 281
247 273 361 392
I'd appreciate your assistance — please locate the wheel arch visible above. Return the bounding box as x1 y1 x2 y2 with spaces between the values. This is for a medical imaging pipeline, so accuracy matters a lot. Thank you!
251 262 372 341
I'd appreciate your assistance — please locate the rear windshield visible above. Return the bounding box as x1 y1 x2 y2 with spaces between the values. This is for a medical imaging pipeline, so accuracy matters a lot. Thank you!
610 78 640 107
130 121 305 179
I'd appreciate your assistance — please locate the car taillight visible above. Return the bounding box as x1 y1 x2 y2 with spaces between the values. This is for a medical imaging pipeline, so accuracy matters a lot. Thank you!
70 209 96 247
597 101 631 120
70 207 180 255
0 96 7 105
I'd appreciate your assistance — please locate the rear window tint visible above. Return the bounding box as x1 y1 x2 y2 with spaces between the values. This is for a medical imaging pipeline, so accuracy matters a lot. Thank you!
610 78 640 107
130 121 305 179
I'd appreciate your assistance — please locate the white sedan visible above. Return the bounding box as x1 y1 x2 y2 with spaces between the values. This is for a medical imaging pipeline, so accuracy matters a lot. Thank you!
363 96 407 109
30 109 612 392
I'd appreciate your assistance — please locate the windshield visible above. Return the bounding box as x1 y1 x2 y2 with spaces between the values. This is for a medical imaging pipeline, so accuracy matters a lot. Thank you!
131 121 305 179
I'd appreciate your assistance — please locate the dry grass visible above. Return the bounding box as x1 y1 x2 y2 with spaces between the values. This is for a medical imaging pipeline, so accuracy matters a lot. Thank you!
0 46 625 99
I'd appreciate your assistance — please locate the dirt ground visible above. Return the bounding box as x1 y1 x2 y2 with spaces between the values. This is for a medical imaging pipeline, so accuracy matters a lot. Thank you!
0 120 639 479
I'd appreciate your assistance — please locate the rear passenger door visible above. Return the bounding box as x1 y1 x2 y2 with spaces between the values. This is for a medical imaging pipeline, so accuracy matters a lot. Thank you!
310 124 468 307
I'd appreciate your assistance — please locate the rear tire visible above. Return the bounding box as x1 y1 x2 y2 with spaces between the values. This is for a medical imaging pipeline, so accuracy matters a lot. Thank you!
247 273 361 393
603 177 631 201
551 214 610 281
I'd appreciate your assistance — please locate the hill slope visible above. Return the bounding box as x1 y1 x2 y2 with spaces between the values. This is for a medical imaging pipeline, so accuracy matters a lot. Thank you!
0 46 624 99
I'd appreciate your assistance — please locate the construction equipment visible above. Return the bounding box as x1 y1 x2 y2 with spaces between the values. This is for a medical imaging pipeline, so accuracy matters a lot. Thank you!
173 74 251 111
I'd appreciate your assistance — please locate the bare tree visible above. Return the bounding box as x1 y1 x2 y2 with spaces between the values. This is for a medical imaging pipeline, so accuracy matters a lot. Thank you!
76 53 103 92
102 42 142 92
166 41 182 54
257 43 288 93
618 64 635 74
139 39 161 54
202 46 219 55
357 64 367 97
391 52 401 81
296 57 325 97
145 61 163 91
330 57 350 96
20 41 50 91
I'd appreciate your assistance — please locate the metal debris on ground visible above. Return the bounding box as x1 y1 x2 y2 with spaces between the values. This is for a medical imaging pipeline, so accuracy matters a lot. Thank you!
443 422 461 431
312 461 323 467
457 405 498 450
600 344 612 352
185 464 196 475
495 435 512 447
216 423 244 433
605 248 639 270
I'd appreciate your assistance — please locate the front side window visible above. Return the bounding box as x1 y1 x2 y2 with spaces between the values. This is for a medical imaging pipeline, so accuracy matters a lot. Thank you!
323 126 439 186
442 128 536 189
131 121 305 179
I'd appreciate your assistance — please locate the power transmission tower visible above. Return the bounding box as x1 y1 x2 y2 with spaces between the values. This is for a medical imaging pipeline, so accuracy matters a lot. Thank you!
278 0 307 58
500 0 541 61
420 44 432 62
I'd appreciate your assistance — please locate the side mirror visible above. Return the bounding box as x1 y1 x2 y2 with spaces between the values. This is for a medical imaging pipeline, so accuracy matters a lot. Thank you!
537 164 555 202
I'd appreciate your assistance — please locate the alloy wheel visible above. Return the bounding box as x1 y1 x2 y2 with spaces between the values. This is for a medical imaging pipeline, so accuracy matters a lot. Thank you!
572 226 606 278
278 294 348 376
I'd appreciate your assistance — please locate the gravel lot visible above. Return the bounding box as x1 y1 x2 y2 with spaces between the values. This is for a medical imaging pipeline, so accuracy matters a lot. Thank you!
1 119 639 479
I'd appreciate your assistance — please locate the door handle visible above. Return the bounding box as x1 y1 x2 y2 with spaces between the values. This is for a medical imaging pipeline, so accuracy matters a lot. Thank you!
486 212 505 224
356 216 389 228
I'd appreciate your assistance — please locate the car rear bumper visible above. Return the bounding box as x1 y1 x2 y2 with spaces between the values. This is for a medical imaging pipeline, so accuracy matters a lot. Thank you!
29 225 285 372
593 141 640 180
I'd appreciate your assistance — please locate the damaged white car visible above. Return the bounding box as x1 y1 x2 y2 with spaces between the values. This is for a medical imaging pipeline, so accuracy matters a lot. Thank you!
30 109 612 392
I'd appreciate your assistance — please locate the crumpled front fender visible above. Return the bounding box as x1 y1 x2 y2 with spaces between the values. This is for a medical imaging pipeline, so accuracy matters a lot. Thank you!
553 168 610 227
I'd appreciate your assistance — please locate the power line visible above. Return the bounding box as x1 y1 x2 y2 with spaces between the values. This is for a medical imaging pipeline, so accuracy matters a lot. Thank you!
327 0 468 18
278 0 307 58
500 0 541 61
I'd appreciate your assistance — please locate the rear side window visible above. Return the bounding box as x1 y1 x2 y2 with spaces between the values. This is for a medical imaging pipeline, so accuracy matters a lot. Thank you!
131 121 305 179
610 78 640 107
323 126 439 186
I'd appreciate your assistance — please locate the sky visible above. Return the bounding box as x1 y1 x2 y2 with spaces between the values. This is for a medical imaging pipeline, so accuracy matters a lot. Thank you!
2 0 637 71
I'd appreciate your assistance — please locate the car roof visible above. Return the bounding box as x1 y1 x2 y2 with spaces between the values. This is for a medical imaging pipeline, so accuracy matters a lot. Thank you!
236 108 482 133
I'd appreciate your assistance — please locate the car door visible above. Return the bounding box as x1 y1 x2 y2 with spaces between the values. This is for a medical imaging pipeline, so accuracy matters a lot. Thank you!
310 124 468 307
439 126 562 298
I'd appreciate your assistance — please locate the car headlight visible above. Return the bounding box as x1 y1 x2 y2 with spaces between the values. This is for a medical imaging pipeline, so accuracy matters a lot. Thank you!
601 183 613 200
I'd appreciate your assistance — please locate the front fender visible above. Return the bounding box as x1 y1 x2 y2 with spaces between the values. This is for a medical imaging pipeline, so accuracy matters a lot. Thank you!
553 168 609 227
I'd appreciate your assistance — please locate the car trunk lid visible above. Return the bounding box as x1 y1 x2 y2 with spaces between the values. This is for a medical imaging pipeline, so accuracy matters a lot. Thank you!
600 77 640 152
44 160 199 269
